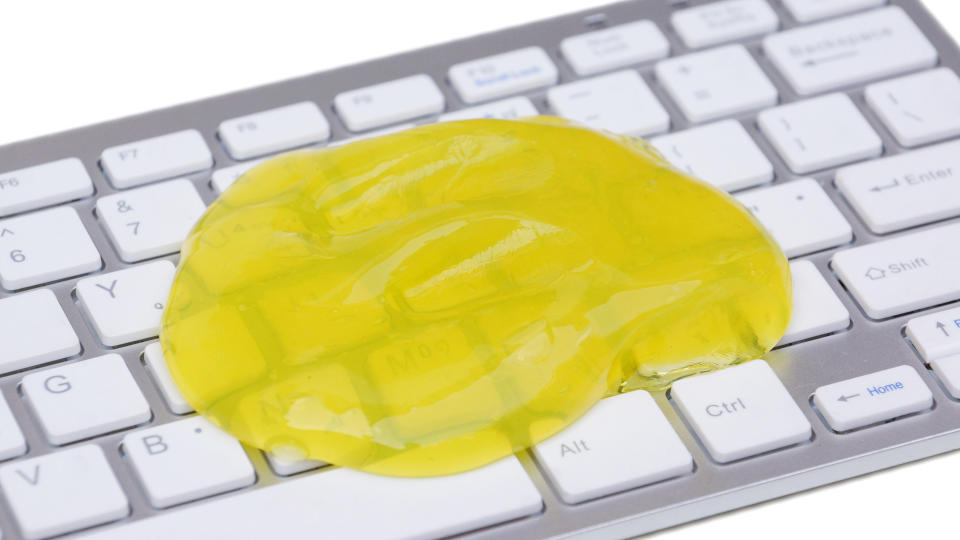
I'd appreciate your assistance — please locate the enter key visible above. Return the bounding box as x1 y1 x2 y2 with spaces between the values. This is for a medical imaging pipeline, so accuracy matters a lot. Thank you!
836 140 960 233
814 365 933 432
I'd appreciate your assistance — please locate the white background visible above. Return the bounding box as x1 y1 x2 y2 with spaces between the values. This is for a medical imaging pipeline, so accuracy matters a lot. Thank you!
1 1 959 538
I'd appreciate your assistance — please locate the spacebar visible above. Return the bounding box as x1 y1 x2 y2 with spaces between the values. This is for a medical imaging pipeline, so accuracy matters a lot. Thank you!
74 457 542 540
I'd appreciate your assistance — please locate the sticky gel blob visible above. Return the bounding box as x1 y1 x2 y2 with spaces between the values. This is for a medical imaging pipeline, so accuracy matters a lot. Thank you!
161 117 791 477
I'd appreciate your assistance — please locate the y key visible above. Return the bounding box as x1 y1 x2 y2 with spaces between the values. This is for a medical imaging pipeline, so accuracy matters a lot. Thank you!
76 261 175 346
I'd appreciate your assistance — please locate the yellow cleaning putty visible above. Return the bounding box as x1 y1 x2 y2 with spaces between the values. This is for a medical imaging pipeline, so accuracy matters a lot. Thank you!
160 117 791 477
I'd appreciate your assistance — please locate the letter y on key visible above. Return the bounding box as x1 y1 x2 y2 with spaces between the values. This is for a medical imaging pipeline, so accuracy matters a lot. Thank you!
96 279 118 298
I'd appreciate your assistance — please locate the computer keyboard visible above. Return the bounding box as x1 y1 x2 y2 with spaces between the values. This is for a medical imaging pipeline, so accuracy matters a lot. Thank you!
1 0 959 538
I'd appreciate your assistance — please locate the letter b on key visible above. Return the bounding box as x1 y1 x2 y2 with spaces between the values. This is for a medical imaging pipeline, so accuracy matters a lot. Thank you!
143 435 168 455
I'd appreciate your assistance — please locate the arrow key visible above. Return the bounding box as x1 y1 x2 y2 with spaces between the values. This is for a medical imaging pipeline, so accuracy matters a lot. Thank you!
905 306 960 362
813 365 932 432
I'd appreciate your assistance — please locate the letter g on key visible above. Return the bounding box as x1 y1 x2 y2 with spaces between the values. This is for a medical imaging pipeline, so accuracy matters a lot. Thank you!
44 375 71 394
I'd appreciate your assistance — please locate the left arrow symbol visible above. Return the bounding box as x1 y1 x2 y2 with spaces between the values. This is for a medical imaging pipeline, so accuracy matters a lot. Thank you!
837 393 860 403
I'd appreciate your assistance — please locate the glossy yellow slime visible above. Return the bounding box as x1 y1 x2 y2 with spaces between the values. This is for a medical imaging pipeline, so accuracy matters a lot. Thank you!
161 117 791 477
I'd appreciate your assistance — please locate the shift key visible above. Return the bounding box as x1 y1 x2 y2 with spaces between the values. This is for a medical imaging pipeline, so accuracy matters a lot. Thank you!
832 222 960 319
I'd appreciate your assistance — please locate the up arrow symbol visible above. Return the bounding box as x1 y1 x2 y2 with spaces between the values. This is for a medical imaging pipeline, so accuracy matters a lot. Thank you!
0 228 12 237
937 322 950 337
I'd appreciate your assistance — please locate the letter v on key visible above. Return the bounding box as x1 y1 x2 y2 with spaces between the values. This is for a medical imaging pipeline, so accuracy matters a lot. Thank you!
96 280 118 298
16 465 39 485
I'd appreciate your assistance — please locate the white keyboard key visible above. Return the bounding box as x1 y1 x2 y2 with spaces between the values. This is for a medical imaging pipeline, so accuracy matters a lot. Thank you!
782 0 887 23
930 355 960 400
655 44 777 123
96 179 205 262
736 178 852 257
758 93 882 174
533 390 692 504
763 7 937 96
328 123 416 147
211 159 266 194
76 261 175 346
836 140 960 234
560 20 670 76
77 456 541 540
813 365 932 432
0 289 79 374
0 207 100 290
438 96 538 122
22 354 151 445
143 343 193 415
650 120 772 191
101 129 213 189
264 450 325 477
219 102 330 160
832 222 960 319
335 74 444 132
214 124 417 194
779 260 850 346
449 46 558 104
865 68 960 148
905 306 960 361
0 396 26 461
672 0 779 49
546 70 669 137
0 158 93 217
671 360 811 463
122 416 255 508
0 445 128 539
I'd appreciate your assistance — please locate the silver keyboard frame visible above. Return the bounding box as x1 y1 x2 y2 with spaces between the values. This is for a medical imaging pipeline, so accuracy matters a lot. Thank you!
2 0 960 538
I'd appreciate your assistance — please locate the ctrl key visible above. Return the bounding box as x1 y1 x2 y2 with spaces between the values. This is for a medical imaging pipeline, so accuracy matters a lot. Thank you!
0 445 128 539
813 365 933 432
671 360 812 463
